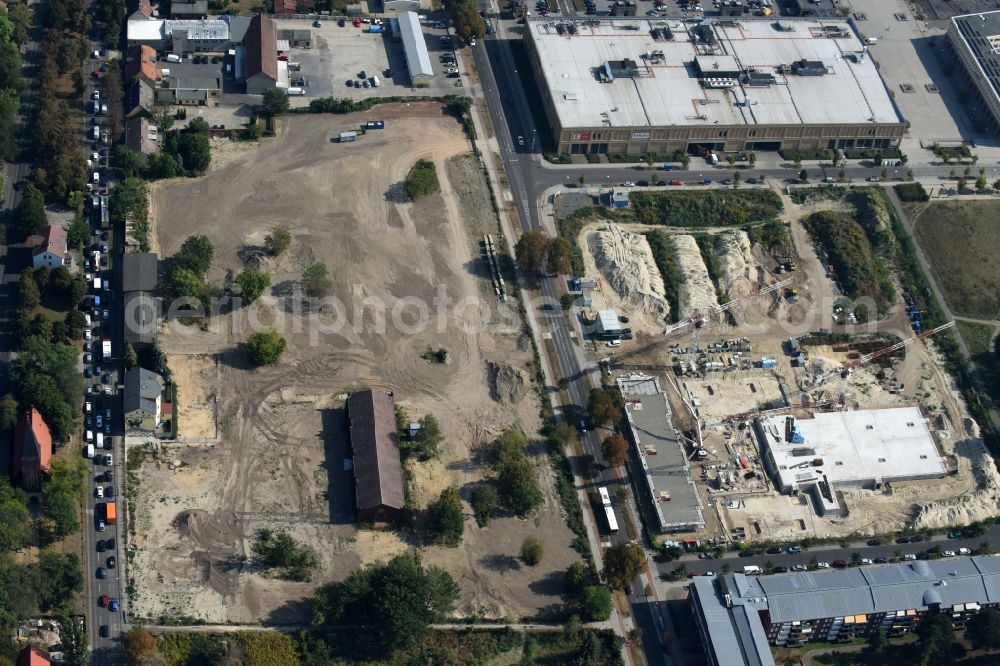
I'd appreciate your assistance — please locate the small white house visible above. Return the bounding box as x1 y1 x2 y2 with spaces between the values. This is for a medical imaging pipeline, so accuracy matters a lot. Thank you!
30 225 69 269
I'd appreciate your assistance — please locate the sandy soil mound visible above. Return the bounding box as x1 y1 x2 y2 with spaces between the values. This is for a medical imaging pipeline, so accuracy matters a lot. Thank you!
672 235 720 317
912 422 1000 529
716 231 756 298
487 361 527 407
588 225 670 323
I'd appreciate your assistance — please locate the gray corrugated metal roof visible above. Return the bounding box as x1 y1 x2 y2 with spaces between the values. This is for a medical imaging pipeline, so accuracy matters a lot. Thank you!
398 11 433 80
973 556 1000 575
767 587 875 623
692 576 776 666
981 574 1000 603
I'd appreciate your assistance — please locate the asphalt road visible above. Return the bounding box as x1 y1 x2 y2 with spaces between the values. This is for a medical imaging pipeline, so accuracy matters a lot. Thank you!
670 526 1000 578
80 46 127 663
474 27 671 666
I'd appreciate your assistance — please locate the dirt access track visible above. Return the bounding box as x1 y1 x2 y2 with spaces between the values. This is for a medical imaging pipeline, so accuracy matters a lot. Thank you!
130 105 576 624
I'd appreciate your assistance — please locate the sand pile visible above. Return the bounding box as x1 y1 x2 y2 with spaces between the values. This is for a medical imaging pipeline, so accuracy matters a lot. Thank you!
716 231 756 298
588 225 670 322
912 423 1000 530
486 361 527 407
672 235 720 318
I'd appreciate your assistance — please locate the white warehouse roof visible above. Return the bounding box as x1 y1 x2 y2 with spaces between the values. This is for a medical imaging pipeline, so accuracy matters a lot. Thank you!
398 11 433 80
526 17 902 130
758 407 946 492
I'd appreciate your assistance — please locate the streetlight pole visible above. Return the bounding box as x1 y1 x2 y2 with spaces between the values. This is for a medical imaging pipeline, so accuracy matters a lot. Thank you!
531 129 537 152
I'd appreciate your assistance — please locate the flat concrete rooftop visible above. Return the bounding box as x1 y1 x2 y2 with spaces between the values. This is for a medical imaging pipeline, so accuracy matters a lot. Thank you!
619 375 704 532
527 17 902 129
759 407 946 492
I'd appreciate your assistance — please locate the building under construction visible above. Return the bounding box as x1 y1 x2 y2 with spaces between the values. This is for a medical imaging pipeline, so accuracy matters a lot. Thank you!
754 407 947 516
618 374 706 533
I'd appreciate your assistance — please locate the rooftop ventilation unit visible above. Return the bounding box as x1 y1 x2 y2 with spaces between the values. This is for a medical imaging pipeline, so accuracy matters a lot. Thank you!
791 59 827 76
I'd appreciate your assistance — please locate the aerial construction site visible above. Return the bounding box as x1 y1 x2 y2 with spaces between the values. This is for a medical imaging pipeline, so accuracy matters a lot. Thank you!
559 186 996 547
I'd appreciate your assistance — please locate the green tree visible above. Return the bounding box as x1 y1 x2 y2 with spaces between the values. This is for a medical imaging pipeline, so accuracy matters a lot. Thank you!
251 528 317 581
311 555 459 652
261 88 290 117
17 269 40 310
588 387 624 426
114 145 144 178
602 541 645 590
265 226 292 256
545 236 573 276
64 213 90 250
0 94 18 163
799 168 808 182
601 434 629 468
515 230 550 273
470 483 498 526
0 479 30 551
410 413 443 461
58 614 88 666
0 394 17 431
124 629 158 665
234 269 271 304
916 613 953 665
8 3 31 45
865 627 887 660
247 329 286 366
44 458 86 536
521 535 543 566
174 234 214 276
496 456 542 516
36 552 83 611
427 486 464 546
580 585 613 622
302 262 332 297
566 561 588 593
966 607 1000 649
13 183 46 239
166 266 209 302
976 176 988 191
491 426 528 466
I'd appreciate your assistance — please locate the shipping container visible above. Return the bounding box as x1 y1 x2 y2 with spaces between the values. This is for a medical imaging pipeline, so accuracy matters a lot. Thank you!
339 131 357 142
104 501 116 523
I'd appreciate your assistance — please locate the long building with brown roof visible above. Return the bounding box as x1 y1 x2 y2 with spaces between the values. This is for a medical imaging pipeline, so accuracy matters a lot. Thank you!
347 389 405 524
245 14 278 94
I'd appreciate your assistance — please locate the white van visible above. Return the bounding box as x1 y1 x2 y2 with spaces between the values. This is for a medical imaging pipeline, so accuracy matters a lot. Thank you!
84 313 92 327
92 100 100 114
166 53 182 63
371 75 380 88
91 126 100 140
85 444 95 459
96 433 104 449
85 401 92 413
743 565 762 575
161 68 171 78
101 103 108 115
86 430 93 443
93 171 100 184
287 87 305 96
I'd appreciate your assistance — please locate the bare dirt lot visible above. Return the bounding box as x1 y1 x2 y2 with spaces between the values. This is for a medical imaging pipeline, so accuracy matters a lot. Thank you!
130 106 575 624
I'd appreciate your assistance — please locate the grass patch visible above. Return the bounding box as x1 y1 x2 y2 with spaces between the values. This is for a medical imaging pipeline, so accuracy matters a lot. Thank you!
909 201 1000 320
404 159 440 200
959 321 996 356
629 189 783 227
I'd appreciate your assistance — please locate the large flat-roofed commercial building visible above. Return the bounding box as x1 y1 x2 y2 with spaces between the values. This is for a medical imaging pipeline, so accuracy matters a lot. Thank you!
618 375 705 533
524 17 905 156
755 407 946 516
948 11 1000 133
692 556 1000 660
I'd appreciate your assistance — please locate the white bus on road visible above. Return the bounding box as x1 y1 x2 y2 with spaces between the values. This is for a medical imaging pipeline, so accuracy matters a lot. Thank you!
598 486 611 507
604 506 619 535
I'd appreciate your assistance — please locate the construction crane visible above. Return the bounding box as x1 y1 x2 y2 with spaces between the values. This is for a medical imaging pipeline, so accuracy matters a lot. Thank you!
700 321 955 430
675 277 795 368
810 320 956 392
